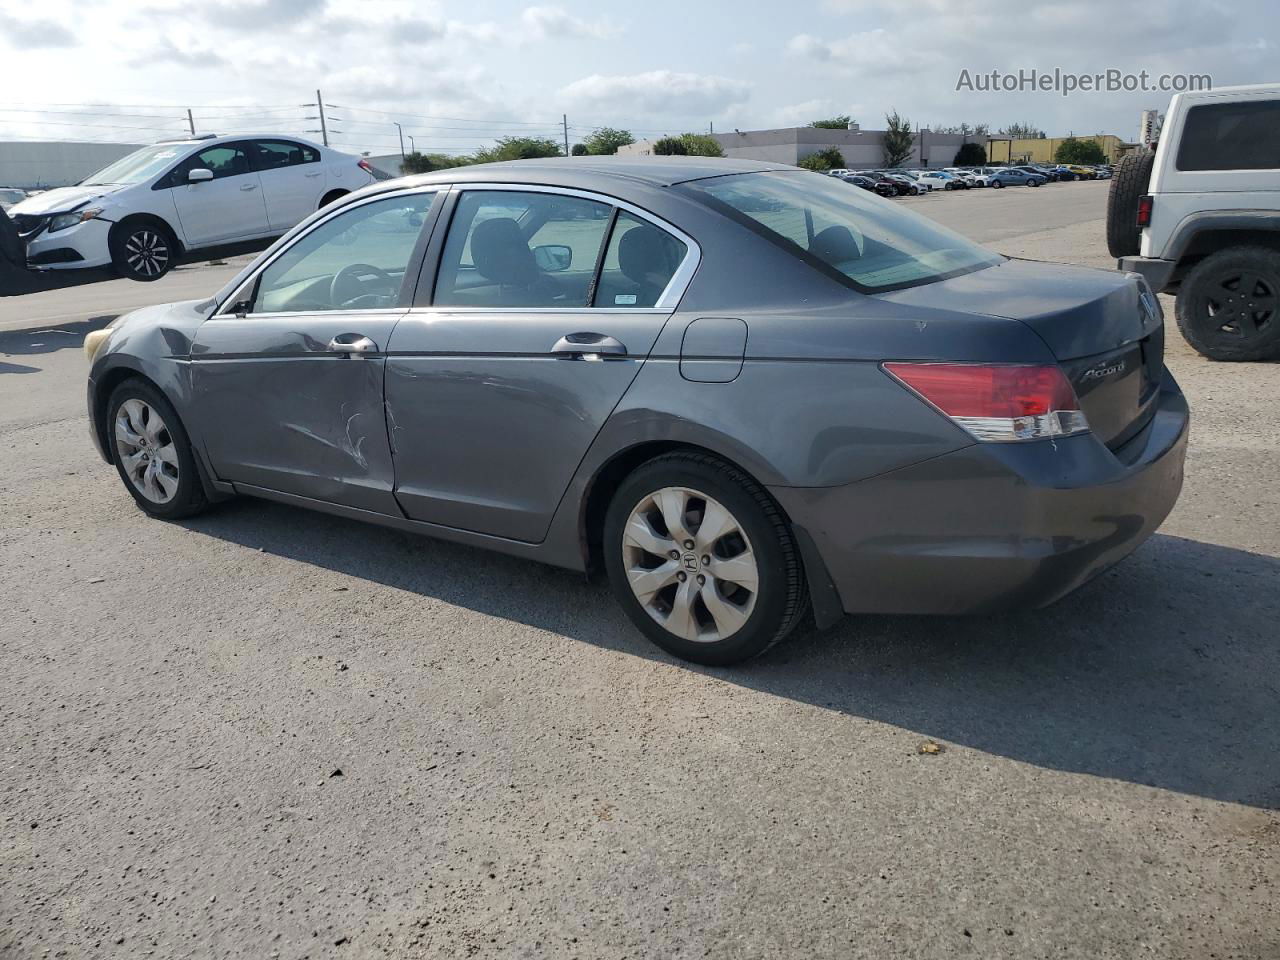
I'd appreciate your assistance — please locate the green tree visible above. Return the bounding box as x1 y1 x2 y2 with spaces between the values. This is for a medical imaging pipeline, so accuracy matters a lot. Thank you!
1000 122 1046 139
473 136 563 164
809 115 853 129
651 136 688 156
798 147 845 171
953 141 987 166
583 127 635 155
1054 136 1107 164
570 143 588 156
882 110 914 167
400 152 472 174
678 133 724 157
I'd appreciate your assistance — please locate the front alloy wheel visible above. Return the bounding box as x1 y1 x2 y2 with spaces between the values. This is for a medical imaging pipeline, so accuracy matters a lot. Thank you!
106 380 209 519
112 224 174 281
114 398 180 504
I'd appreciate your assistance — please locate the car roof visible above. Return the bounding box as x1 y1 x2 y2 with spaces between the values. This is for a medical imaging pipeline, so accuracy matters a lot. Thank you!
392 156 793 191
153 133 327 148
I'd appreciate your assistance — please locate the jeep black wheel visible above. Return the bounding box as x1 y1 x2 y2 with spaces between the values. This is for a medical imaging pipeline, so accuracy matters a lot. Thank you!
1175 246 1280 361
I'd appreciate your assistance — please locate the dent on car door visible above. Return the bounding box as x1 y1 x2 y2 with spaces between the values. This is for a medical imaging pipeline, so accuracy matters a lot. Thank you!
189 189 439 512
384 188 695 543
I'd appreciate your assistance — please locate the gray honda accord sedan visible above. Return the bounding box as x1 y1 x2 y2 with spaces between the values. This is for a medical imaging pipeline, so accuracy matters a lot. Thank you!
84 158 1189 665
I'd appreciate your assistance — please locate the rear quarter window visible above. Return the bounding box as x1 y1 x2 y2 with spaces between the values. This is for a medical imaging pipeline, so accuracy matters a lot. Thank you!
1176 100 1280 171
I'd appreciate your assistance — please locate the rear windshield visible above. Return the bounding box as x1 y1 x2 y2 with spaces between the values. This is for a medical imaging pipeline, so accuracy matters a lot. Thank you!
684 171 1002 292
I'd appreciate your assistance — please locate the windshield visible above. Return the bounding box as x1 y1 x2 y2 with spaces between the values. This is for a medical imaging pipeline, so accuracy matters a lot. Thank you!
684 170 1003 293
80 145 188 186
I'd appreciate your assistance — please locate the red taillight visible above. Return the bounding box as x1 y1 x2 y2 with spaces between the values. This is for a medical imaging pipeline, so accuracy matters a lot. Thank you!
1136 194 1153 228
358 158 374 175
883 362 1088 442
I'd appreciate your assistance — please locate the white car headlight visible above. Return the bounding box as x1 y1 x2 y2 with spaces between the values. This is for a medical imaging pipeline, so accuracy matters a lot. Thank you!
49 207 103 232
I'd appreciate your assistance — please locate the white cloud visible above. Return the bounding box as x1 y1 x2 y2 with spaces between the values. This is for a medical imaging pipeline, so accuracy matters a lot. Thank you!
0 13 76 47
520 5 614 39
560 71 751 115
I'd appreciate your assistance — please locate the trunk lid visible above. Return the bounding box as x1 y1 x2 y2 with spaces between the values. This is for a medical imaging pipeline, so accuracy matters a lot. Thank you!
881 258 1165 448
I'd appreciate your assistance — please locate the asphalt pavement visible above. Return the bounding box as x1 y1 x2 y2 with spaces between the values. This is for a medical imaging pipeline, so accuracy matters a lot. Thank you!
2 180 1277 960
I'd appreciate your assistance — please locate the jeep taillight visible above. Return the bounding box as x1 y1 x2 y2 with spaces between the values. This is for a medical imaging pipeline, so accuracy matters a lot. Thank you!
1136 194 1153 228
358 158 374 175
883 362 1089 442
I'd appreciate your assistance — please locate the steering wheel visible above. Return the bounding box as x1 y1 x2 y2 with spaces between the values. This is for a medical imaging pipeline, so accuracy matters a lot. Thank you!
330 263 395 308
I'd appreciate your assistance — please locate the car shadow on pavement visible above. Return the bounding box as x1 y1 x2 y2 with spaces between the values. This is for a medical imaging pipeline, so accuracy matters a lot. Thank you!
0 316 116 356
185 500 1280 810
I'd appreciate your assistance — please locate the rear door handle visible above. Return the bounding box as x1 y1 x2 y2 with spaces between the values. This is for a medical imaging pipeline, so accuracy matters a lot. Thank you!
551 332 627 360
304 171 323 178
328 334 378 357
240 183 258 191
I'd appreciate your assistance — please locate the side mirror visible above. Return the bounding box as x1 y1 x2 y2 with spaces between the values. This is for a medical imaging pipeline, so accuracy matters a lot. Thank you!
533 244 572 272
188 168 214 184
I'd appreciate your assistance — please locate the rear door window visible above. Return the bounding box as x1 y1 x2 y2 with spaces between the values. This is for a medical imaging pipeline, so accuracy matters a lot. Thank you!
433 190 613 308
251 140 321 171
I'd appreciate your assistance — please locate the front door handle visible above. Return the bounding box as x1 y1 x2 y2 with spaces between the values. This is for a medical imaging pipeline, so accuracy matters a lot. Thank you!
551 332 627 360
240 183 258 191
328 334 378 357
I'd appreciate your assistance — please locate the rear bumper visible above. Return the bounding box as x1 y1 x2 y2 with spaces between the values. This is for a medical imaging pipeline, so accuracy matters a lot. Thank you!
771 368 1189 616
1118 256 1176 293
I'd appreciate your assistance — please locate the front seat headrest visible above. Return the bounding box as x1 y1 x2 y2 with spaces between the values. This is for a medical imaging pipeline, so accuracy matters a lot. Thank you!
470 217 538 287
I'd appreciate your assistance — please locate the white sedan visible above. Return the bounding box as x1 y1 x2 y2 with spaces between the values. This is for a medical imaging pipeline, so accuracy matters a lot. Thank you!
8 134 376 280
915 171 963 191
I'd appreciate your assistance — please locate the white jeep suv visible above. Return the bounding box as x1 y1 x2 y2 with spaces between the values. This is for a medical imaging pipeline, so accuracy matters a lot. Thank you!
9 134 376 281
1109 83 1280 360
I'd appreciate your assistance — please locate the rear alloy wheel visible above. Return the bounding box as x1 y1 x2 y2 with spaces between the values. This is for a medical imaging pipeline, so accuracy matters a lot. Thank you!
111 222 175 281
992 179 1004 188
107 380 209 518
1176 246 1280 361
604 453 807 666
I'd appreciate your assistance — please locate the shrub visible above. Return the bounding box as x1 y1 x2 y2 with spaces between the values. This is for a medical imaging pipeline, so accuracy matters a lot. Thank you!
652 137 688 156
798 147 845 171
953 142 987 166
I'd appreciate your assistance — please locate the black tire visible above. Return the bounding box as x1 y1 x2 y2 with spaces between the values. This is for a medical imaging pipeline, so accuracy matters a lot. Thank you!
1174 246 1280 361
109 219 177 281
1106 152 1156 258
992 179 1003 188
106 379 210 519
603 452 807 666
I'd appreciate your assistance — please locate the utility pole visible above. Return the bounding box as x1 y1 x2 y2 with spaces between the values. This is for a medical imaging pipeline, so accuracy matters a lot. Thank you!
187 109 195 136
317 89 329 147
562 114 569 157
393 121 405 157
407 134 416 153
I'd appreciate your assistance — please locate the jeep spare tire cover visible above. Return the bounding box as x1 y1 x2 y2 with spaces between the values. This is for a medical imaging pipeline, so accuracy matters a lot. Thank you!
1107 152 1156 258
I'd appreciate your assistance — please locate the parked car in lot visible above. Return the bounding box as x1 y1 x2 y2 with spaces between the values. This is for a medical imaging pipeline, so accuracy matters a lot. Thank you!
989 168 1047 188
883 172 926 195
1063 164 1097 180
0 187 27 212
1109 81 1280 361
838 173 896 198
84 158 1188 665
916 171 963 191
7 134 376 281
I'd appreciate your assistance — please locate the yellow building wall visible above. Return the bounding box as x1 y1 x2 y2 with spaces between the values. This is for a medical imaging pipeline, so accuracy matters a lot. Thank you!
986 135 1123 164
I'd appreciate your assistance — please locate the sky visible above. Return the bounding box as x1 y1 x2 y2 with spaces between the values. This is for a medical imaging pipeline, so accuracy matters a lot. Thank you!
0 0 1273 158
